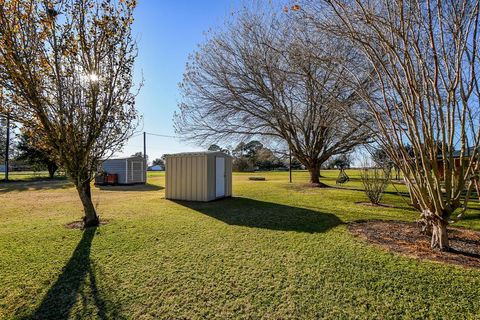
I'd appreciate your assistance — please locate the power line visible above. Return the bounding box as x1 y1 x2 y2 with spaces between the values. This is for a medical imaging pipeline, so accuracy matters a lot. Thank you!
145 132 177 138
130 132 144 139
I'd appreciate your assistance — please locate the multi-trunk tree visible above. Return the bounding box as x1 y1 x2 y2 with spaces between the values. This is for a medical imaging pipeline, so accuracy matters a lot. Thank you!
0 0 139 227
321 0 480 250
174 5 373 185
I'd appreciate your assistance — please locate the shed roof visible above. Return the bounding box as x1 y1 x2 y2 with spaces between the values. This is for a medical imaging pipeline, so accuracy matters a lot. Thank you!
102 156 145 161
437 147 479 159
164 151 232 158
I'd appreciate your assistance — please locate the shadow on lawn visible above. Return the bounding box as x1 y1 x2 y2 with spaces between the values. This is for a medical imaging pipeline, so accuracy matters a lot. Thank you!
97 183 163 192
462 212 480 220
25 227 121 320
0 178 71 194
174 197 343 233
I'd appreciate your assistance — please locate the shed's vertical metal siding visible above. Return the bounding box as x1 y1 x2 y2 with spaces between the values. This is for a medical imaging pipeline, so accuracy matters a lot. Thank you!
225 156 232 197
175 157 180 198
202 155 208 201
196 156 203 201
206 154 215 201
165 152 231 201
127 159 146 184
165 157 169 198
181 157 187 199
102 159 127 184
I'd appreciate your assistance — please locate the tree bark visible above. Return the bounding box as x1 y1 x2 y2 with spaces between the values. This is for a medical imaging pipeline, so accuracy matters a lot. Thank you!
431 217 449 251
76 181 99 228
308 163 322 184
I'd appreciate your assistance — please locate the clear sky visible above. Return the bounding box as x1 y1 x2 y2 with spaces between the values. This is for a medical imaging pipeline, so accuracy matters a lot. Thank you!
116 0 243 162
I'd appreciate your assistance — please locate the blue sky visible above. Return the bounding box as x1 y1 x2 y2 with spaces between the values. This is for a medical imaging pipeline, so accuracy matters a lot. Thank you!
117 0 243 162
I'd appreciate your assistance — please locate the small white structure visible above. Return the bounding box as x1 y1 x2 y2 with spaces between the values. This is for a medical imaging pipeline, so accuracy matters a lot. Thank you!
100 156 146 185
165 151 232 201
148 164 164 171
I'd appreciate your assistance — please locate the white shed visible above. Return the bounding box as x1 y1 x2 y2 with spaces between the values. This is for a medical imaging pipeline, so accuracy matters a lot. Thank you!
100 156 146 185
165 151 232 201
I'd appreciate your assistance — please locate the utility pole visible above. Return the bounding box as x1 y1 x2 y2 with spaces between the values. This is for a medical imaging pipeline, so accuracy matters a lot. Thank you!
4 112 9 182
289 148 292 183
143 131 147 183
143 131 147 161
1 86 9 182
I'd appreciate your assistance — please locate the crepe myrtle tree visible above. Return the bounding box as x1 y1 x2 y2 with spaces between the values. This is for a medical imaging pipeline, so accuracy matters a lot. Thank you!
174 5 374 185
0 0 140 227
320 0 480 250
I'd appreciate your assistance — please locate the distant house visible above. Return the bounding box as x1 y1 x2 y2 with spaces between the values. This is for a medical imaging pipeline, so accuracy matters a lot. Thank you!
148 164 164 171
0 165 4 172
436 148 477 178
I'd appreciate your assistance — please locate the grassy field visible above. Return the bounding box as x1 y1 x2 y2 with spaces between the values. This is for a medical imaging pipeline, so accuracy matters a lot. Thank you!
0 171 66 182
1 170 480 319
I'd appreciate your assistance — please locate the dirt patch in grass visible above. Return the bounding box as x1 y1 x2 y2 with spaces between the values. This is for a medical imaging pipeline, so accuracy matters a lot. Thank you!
349 220 480 269
65 219 109 230
248 176 266 181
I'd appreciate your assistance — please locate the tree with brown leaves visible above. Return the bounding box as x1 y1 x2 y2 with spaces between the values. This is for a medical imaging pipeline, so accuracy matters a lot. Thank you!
0 0 140 227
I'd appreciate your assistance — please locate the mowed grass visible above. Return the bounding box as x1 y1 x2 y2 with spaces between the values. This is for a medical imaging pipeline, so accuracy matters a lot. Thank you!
1 171 66 182
1 170 480 319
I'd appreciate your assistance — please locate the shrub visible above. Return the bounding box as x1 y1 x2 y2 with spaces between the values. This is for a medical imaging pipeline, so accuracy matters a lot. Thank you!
360 167 390 205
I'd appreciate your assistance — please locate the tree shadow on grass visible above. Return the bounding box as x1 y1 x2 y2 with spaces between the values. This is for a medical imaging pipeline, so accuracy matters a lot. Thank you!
461 212 480 220
173 197 343 233
25 227 121 320
96 183 163 192
0 178 71 194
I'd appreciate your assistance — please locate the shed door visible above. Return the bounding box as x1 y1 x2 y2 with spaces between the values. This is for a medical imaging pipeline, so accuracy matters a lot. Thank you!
215 157 225 198
131 161 144 182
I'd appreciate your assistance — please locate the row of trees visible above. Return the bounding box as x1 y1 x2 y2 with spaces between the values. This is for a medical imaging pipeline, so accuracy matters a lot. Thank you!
208 141 300 171
0 129 59 178
176 1 480 250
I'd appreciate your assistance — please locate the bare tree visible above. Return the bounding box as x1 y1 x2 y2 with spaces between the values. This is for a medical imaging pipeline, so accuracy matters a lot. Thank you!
360 164 391 205
0 0 140 227
174 5 373 185
318 0 480 250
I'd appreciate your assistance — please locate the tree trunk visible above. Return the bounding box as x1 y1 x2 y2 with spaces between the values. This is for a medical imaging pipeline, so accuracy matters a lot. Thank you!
308 164 321 184
431 218 449 251
47 163 57 179
410 193 421 211
76 181 99 228
475 178 480 202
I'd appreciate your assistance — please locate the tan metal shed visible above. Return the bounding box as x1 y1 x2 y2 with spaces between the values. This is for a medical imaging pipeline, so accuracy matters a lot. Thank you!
165 151 232 201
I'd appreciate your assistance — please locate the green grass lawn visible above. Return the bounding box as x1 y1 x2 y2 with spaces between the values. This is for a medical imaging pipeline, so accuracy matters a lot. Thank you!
1 170 480 319
1 171 66 182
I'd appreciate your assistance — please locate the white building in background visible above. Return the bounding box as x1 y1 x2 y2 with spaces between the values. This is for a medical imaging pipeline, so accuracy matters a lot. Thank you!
148 165 164 171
